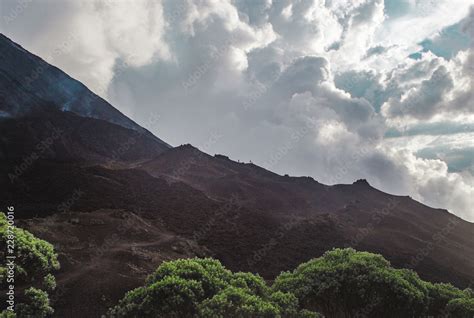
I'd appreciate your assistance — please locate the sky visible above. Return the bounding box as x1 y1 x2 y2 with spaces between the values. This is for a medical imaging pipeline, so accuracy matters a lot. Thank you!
1 0 473 221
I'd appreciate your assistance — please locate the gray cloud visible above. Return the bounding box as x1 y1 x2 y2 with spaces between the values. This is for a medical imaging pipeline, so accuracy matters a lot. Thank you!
383 65 454 119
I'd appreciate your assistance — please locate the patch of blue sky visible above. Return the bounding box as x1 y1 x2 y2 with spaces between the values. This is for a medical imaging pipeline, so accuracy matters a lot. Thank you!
408 52 423 60
334 70 395 112
384 0 411 19
385 121 474 138
416 146 474 174
409 22 470 60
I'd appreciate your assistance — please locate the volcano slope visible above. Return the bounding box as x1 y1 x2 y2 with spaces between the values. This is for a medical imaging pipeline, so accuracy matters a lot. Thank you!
139 144 474 285
3 134 473 317
0 33 473 317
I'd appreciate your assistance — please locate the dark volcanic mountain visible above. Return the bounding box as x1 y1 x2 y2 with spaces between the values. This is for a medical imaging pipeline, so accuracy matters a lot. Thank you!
0 34 473 317
0 33 169 140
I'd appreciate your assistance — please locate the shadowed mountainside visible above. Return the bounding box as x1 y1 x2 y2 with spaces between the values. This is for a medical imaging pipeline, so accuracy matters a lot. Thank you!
0 33 169 143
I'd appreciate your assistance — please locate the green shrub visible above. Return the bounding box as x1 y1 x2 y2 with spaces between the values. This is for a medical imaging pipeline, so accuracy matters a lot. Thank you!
273 248 429 318
0 213 59 286
109 250 474 317
0 310 16 317
16 287 54 318
108 258 319 318
43 273 57 292
425 282 466 316
0 213 60 318
198 286 279 318
445 297 474 317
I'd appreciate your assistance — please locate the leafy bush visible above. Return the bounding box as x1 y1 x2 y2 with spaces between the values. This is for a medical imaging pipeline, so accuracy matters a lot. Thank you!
0 213 59 285
198 286 279 318
108 258 319 318
109 249 474 317
425 282 466 316
0 213 60 318
445 296 474 317
273 248 472 318
0 310 16 318
43 273 57 292
16 287 54 318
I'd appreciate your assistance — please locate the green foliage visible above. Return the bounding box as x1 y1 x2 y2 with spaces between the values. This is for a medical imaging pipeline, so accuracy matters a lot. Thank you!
230 272 270 297
0 310 16 318
445 296 474 317
19 244 474 318
0 213 60 318
270 291 299 317
464 287 474 298
108 258 232 317
109 275 204 317
109 249 474 317
198 286 279 318
108 258 319 318
43 273 57 291
0 213 59 285
270 291 322 318
425 282 466 316
273 248 429 318
145 258 233 300
16 287 54 318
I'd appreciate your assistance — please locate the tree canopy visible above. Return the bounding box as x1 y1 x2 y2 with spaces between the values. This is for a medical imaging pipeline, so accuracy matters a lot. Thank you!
0 212 59 317
107 258 318 318
109 248 474 318
273 248 474 318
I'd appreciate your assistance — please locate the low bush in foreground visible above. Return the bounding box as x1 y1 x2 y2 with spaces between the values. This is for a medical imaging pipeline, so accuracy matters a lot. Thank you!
0 212 60 318
109 249 474 318
274 248 473 317
107 258 319 318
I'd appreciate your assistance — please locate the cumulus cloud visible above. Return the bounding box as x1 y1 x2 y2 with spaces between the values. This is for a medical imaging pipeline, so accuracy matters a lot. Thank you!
1 0 474 221
381 5 474 121
384 149 474 222
382 65 454 118
1 0 169 100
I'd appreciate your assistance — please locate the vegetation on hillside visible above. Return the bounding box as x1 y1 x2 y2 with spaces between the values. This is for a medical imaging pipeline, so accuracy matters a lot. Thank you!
107 258 319 318
0 213 60 317
0 211 471 318
274 248 474 317
109 248 474 318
